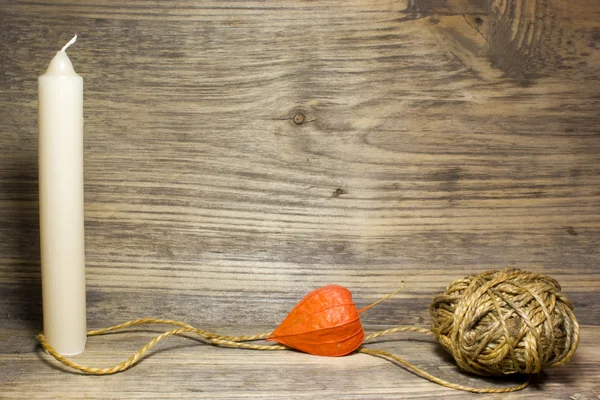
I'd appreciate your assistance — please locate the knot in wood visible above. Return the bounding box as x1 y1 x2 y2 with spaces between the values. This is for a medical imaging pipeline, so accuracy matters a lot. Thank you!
292 112 305 125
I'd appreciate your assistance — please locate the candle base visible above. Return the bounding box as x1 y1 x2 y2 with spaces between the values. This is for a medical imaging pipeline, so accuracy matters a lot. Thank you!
58 343 86 356
43 332 87 356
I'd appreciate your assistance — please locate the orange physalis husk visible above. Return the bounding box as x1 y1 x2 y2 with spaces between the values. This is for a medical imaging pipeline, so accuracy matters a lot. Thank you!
267 284 364 357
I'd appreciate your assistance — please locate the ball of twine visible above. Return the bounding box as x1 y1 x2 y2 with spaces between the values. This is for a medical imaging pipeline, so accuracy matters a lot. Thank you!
430 268 580 376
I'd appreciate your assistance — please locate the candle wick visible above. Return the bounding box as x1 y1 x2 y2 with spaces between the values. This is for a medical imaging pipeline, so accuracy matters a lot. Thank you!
61 35 78 52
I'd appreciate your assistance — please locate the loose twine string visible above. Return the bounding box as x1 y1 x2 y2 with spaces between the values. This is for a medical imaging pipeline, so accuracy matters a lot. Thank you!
37 284 534 396
37 320 528 393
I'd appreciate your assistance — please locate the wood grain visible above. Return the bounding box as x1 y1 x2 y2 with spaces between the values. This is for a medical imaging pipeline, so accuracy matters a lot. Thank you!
0 0 599 398
1 324 599 399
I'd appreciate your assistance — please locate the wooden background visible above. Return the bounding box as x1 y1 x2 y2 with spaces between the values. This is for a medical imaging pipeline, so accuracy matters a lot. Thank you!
1 0 599 398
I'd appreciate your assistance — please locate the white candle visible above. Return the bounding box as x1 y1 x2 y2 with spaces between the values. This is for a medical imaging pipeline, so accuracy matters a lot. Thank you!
38 35 86 355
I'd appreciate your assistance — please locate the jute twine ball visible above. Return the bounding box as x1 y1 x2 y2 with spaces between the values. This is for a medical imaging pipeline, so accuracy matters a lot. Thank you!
430 268 580 376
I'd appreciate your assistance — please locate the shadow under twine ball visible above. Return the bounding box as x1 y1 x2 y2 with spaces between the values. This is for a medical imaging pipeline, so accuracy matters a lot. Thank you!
430 269 580 376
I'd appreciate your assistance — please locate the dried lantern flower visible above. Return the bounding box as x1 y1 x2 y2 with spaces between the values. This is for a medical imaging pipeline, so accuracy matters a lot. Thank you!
268 285 364 356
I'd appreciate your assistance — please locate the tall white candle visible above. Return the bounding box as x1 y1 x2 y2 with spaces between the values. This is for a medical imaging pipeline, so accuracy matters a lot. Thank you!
38 35 86 355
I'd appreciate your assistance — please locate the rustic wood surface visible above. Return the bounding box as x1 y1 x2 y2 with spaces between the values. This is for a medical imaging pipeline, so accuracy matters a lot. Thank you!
1 0 599 398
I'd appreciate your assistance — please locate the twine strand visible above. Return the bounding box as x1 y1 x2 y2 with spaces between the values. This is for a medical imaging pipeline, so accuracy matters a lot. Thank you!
363 325 432 341
37 320 286 375
357 348 530 393
38 319 527 392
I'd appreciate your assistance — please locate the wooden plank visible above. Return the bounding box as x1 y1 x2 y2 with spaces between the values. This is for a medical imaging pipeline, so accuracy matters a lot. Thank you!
0 0 599 398
0 322 599 399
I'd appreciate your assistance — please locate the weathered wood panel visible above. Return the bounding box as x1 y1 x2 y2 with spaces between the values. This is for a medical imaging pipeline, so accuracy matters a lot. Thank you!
0 0 599 398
